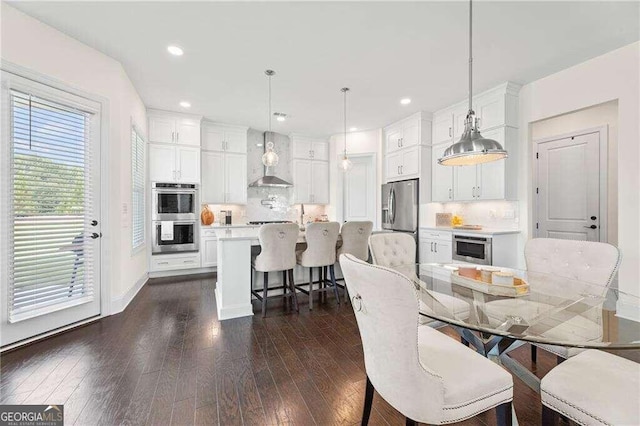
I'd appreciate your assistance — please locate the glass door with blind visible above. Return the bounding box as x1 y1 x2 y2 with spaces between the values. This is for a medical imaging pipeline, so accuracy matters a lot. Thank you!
1 72 102 347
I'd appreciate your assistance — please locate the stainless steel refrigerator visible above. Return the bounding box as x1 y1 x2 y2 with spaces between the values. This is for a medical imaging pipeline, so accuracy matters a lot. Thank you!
381 179 419 248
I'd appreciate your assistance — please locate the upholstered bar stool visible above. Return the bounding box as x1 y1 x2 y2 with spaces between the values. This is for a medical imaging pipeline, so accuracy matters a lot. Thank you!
336 221 373 301
295 222 340 310
251 223 300 317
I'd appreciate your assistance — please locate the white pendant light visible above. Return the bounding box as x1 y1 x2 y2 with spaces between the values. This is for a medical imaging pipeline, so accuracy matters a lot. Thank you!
340 87 353 172
439 0 507 166
262 70 279 167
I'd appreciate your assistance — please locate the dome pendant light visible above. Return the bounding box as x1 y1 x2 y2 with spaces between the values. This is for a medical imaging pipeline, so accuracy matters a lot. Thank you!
262 70 279 167
340 87 353 172
439 0 507 166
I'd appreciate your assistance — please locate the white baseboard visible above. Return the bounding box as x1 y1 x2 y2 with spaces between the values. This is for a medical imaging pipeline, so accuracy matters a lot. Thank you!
215 287 254 320
148 267 216 279
111 272 148 315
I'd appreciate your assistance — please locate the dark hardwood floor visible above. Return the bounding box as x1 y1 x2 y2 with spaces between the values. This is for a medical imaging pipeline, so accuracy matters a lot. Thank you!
0 274 586 425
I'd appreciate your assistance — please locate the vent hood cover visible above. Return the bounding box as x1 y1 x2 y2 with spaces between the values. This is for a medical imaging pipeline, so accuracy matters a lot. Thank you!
248 131 293 188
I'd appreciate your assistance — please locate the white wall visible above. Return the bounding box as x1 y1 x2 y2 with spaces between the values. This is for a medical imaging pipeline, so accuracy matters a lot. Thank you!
1 4 148 312
329 129 383 228
518 41 639 297
530 100 618 245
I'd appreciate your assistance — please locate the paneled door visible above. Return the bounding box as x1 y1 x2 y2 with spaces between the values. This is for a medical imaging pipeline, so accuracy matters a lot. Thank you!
343 154 376 223
1 72 102 347
536 130 602 241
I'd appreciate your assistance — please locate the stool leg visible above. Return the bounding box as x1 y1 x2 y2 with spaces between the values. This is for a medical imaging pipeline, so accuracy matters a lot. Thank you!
262 272 268 318
542 405 559 425
288 269 299 312
329 265 340 305
282 270 288 309
309 267 313 310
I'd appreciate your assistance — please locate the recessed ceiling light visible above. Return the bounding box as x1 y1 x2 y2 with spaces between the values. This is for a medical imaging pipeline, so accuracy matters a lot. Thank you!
349 127 358 132
400 98 412 105
167 45 184 56
274 112 287 122
179 101 191 108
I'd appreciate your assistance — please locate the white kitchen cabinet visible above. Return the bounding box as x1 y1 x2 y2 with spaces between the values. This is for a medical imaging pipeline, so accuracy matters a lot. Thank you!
385 115 425 154
201 229 218 268
432 112 454 145
291 135 329 161
420 230 452 264
454 164 477 201
385 126 403 153
385 151 402 180
292 159 329 204
148 111 202 146
385 145 423 181
201 151 247 204
202 123 248 154
431 142 454 202
150 252 201 272
149 144 200 183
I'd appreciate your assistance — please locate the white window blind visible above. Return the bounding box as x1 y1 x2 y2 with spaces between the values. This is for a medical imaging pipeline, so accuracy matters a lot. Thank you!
9 90 95 322
131 127 145 250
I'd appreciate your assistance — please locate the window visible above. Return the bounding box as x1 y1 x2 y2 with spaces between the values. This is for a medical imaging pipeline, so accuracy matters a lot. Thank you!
131 126 145 250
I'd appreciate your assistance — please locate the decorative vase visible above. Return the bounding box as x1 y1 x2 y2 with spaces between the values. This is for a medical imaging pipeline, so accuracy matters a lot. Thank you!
201 205 214 225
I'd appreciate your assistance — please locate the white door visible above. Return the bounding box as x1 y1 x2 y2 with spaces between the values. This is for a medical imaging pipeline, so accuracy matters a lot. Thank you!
401 146 420 176
175 118 200 146
149 144 176 182
311 161 329 204
292 137 312 159
149 115 175 144
224 129 248 154
476 127 505 200
225 153 247 204
536 131 601 241
202 125 225 152
176 146 200 183
432 142 453 202
311 140 329 161
1 74 102 346
454 165 477 201
343 155 376 223
292 159 312 203
201 151 225 203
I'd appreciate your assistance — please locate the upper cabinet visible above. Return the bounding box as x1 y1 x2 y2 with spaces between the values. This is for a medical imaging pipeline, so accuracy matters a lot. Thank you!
202 123 248 154
383 112 432 186
148 110 202 183
290 134 330 204
291 135 329 161
385 117 422 154
149 111 201 146
430 82 521 202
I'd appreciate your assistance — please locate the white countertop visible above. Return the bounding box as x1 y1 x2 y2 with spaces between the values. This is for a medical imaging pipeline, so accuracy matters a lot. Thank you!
215 227 308 244
207 223 261 229
420 226 520 236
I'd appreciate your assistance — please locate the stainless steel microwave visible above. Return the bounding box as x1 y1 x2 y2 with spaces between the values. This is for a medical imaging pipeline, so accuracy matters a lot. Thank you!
452 234 492 265
152 183 198 221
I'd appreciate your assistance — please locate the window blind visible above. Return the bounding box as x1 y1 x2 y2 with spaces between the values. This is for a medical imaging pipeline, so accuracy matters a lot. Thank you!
131 127 145 250
9 90 95 322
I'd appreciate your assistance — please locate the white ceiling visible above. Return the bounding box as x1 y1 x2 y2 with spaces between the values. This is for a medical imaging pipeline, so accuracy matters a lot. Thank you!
9 1 640 137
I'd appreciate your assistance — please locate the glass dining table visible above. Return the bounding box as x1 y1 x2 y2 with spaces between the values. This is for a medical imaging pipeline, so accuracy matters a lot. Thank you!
391 263 640 393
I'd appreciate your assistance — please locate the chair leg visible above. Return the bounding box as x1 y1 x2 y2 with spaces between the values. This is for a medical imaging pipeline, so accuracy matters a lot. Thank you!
288 269 299 312
282 270 288 308
329 264 340 305
405 419 417 426
361 376 374 426
308 268 313 310
496 401 512 426
461 336 470 347
531 345 537 364
557 355 565 364
262 272 268 318
542 405 559 425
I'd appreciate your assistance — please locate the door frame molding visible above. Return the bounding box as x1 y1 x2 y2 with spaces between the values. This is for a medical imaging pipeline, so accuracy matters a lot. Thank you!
1 60 113 319
532 125 608 242
336 152 378 226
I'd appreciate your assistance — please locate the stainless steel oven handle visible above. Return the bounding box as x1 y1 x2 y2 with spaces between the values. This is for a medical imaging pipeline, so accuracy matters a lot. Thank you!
454 237 490 244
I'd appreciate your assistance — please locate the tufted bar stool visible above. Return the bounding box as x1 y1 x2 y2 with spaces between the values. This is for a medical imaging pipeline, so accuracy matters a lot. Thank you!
335 221 373 301
295 222 340 310
525 238 621 363
251 223 300 317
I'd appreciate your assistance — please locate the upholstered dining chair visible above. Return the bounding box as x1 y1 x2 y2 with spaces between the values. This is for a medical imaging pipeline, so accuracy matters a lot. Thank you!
336 221 373 301
525 238 621 363
296 222 341 309
251 223 300 317
339 254 514 426
540 349 639 425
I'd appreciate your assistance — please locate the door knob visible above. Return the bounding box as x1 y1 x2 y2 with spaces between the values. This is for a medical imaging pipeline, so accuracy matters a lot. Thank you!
91 220 98 226
590 216 597 220
584 225 597 229
90 233 100 239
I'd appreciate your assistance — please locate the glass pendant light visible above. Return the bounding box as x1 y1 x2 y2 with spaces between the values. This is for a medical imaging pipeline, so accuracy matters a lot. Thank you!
340 87 353 172
439 0 507 166
262 70 279 167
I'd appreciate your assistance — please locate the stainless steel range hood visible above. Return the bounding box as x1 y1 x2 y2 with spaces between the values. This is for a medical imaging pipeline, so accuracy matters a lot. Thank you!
248 131 293 188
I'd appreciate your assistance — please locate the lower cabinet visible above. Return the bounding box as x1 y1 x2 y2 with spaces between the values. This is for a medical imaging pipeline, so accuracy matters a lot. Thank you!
419 230 452 264
150 252 201 271
201 230 218 268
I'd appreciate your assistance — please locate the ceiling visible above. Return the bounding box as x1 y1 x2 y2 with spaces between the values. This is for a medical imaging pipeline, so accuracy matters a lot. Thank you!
9 1 640 137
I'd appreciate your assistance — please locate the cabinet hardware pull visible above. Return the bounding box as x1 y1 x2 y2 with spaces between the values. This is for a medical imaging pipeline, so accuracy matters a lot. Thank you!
434 242 438 253
400 137 403 146
400 165 403 174
172 131 175 142
449 127 452 137
397 166 400 175
176 132 179 142
184 260 195 263
477 186 481 198
449 188 452 199
430 242 434 252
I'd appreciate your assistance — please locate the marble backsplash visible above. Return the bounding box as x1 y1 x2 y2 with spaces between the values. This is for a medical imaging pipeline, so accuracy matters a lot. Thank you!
421 201 519 229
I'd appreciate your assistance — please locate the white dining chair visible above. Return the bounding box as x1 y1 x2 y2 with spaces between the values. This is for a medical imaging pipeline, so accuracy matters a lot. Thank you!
540 349 639 425
525 238 621 363
336 221 373 301
296 222 341 309
368 233 469 326
251 223 300 317
339 254 514 425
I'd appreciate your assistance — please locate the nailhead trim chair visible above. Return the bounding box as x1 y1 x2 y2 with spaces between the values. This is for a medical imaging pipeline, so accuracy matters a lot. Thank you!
336 221 373 301
251 223 300 317
339 254 513 425
540 349 639 425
